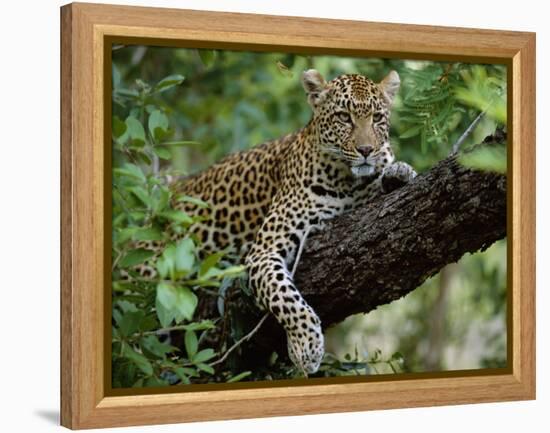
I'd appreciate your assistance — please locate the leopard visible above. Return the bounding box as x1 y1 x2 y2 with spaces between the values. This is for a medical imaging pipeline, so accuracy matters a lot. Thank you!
135 69 417 375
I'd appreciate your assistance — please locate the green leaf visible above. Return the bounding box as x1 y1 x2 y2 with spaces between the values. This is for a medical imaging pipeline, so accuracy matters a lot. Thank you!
119 248 155 268
184 330 198 358
132 378 144 388
199 265 246 281
151 187 170 214
199 251 225 277
268 351 278 366
148 110 169 142
153 146 172 160
156 245 176 279
135 149 153 166
115 310 145 337
155 295 174 328
129 186 151 208
122 342 153 376
144 104 157 114
153 74 185 93
174 366 198 383
125 116 146 146
173 368 191 384
458 145 506 174
115 227 138 244
157 282 178 310
192 348 216 363
226 371 252 383
113 163 146 184
196 363 214 375
219 266 246 278
115 88 139 99
175 286 198 321
399 124 423 139
196 267 222 281
181 320 216 331
139 314 158 333
159 210 194 225
112 116 127 139
180 367 199 377
156 282 198 322
133 227 163 242
144 377 168 387
140 335 177 358
176 195 210 208
198 50 217 68
175 238 195 274
112 64 121 89
159 140 202 147
116 300 138 313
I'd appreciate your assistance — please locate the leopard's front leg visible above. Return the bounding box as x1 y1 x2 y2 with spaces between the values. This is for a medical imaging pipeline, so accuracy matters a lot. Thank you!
353 160 417 205
353 161 416 208
380 160 417 194
245 212 324 374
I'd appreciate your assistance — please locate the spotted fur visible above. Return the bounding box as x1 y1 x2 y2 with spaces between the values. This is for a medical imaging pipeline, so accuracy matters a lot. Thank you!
136 70 417 374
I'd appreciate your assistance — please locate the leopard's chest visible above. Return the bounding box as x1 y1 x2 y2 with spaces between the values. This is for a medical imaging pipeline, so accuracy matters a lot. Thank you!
302 161 361 215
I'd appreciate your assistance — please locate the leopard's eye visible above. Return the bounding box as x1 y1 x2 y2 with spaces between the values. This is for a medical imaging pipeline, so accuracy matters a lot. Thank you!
336 112 352 124
372 112 383 123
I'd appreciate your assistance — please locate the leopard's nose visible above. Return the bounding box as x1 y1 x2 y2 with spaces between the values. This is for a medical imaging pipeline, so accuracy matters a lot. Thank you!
357 145 374 158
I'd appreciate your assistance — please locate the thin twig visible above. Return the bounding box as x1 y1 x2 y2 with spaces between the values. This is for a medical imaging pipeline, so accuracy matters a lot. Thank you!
209 313 269 367
125 318 218 340
152 154 160 176
135 324 204 338
451 101 493 154
292 226 312 278
111 249 123 272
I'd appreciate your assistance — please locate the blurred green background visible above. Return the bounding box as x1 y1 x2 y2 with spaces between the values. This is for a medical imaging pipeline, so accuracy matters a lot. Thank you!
111 45 507 385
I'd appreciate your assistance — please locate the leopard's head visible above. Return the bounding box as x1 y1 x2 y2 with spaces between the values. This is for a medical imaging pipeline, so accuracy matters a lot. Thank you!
302 69 400 177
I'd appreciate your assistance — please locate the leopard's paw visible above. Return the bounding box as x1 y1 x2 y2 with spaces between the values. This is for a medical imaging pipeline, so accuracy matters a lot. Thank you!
287 323 325 375
381 161 417 193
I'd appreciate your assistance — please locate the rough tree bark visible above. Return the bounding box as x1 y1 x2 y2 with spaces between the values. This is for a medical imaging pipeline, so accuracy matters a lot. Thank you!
295 153 507 328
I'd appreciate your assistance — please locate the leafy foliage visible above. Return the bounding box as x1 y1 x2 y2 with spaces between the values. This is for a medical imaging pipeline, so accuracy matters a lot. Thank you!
319 349 405 376
393 62 507 171
111 46 507 387
459 145 507 174
111 71 251 388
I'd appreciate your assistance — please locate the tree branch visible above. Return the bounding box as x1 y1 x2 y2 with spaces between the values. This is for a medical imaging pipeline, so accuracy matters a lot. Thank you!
295 153 506 328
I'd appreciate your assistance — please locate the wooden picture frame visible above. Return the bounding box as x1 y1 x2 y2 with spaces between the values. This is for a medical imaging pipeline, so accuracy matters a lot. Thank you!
60 2 536 429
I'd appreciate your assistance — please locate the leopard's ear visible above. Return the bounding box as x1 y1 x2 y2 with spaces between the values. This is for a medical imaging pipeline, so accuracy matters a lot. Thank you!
379 70 400 105
302 69 327 107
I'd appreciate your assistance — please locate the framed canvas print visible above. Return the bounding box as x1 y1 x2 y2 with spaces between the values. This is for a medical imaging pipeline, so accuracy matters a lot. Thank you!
60 2 536 429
